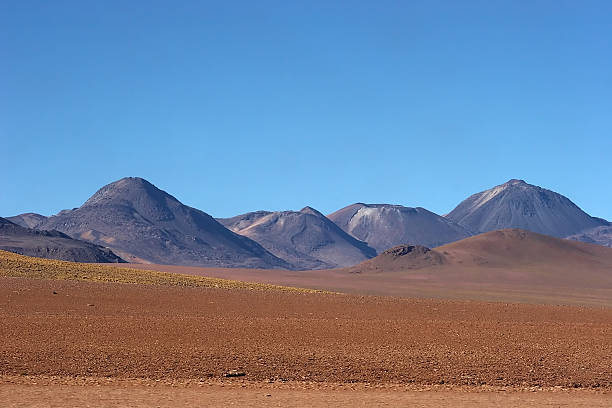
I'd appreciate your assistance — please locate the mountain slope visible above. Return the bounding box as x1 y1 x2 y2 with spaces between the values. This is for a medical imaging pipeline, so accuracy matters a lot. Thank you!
446 179 606 237
218 206 376 269
7 213 47 229
0 217 124 263
328 203 473 253
566 225 612 248
37 177 290 269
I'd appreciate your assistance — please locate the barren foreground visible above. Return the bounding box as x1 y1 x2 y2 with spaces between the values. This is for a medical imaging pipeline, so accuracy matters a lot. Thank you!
1 276 611 405
1 379 610 408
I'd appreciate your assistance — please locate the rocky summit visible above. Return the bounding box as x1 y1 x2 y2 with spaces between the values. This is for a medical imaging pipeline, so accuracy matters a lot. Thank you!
445 179 607 237
328 203 473 253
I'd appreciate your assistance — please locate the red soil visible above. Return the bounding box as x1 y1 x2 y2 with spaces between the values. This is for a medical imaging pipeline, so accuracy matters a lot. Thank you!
1 277 610 389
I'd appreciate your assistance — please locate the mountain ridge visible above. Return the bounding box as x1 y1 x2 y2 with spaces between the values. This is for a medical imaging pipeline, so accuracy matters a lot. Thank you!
566 225 612 248
0 217 124 263
6 177 611 268
7 213 47 229
219 206 376 269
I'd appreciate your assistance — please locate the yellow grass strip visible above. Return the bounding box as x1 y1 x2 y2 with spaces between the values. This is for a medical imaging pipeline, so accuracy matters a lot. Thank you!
0 250 323 293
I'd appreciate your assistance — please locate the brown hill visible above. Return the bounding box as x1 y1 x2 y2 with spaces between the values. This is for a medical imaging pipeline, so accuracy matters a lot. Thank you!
352 244 446 272
438 228 612 268
350 228 612 288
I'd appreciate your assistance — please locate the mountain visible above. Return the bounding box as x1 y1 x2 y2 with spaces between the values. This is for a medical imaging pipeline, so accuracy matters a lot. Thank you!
218 206 376 269
7 213 47 229
327 203 473 253
446 179 607 237
36 177 290 269
566 224 612 248
0 217 124 263
348 229 612 288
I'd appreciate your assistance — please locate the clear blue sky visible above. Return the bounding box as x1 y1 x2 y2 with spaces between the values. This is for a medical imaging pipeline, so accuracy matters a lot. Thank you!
1 1 611 220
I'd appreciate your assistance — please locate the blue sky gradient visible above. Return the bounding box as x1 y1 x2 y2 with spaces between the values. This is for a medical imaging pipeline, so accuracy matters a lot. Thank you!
1 1 611 219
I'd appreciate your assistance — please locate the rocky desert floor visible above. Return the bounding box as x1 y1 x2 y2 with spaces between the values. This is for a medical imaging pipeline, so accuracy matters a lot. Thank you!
1 275 611 407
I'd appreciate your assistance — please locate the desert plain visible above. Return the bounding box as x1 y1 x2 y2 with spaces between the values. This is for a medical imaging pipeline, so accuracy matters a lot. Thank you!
1 248 611 407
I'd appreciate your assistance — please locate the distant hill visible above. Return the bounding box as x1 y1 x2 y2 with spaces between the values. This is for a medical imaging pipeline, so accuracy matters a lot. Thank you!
328 203 473 253
37 177 290 269
348 229 612 288
566 225 612 248
446 179 606 237
0 217 124 263
219 206 376 269
7 213 47 229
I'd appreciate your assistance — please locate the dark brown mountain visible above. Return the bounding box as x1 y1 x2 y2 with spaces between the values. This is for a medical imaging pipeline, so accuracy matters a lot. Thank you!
0 217 124 263
7 213 47 229
218 206 376 269
351 244 446 273
328 203 473 253
37 177 290 268
446 179 607 237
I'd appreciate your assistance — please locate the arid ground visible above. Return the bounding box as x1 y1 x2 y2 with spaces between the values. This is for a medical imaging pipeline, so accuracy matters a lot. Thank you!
1 251 611 406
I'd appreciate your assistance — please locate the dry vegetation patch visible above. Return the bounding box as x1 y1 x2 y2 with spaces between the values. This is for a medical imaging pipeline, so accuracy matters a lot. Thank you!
0 250 321 293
